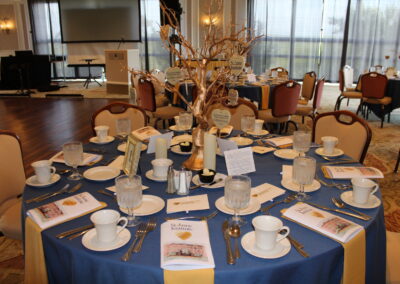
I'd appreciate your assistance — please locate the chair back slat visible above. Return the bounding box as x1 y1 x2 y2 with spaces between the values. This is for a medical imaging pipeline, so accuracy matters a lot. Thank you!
361 72 387 99
271 81 300 117
313 78 325 109
301 71 316 100
137 78 157 112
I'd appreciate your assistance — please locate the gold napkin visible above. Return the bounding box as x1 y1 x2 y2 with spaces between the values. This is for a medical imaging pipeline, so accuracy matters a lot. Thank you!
164 269 214 284
260 85 270 110
24 202 107 284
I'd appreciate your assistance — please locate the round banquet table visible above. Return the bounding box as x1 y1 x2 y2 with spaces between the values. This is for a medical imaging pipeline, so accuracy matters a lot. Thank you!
22 136 386 284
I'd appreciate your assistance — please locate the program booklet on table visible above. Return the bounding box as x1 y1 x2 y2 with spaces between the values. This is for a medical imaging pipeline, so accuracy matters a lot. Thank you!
27 192 104 230
282 202 363 243
321 166 384 179
161 220 215 271
131 126 161 141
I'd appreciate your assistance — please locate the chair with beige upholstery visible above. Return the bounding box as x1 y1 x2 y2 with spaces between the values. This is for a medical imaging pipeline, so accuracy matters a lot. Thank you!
258 81 300 133
358 72 390 128
295 78 325 123
91 102 147 136
334 68 362 111
298 71 317 105
136 77 186 129
312 111 372 163
205 97 258 130
0 130 25 240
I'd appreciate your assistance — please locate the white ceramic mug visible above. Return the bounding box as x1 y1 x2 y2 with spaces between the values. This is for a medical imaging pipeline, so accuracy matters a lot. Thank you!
90 209 128 243
151 158 173 178
321 136 338 155
94 125 109 142
254 119 264 134
252 215 290 251
351 178 378 204
32 160 56 183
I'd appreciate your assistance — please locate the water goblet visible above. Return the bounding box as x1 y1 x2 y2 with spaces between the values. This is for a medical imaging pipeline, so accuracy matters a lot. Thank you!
292 131 311 156
178 111 193 132
62 141 83 180
115 175 143 227
224 175 251 226
240 115 255 136
292 156 316 201
116 118 131 141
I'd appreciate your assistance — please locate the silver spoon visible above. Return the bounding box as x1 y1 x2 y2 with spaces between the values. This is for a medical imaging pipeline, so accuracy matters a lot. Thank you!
228 224 241 259
331 197 371 220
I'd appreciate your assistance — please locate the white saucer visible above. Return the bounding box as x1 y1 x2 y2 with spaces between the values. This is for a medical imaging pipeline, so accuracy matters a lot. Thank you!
82 227 131 252
241 231 291 259
281 179 321 192
170 145 192 155
229 137 254 146
192 173 227 188
83 166 120 181
117 143 147 152
340 191 381 209
215 197 261 215
315 147 344 157
89 136 115 145
171 134 193 145
246 130 269 137
145 170 167 182
26 174 61 188
169 125 186 132
273 149 299 160
120 195 165 216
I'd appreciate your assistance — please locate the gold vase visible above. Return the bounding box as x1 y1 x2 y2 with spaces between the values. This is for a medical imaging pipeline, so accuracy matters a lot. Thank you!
182 125 205 170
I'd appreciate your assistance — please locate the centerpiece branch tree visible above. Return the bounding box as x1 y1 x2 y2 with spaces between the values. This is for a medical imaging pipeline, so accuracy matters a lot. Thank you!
130 0 263 169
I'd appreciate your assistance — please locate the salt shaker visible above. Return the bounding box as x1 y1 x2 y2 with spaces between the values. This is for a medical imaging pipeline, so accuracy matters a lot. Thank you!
166 165 176 194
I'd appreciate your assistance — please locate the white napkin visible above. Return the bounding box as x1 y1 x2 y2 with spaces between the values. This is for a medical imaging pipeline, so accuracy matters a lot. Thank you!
166 194 209 214
251 183 286 204
50 151 102 166
265 136 293 147
107 155 124 170
106 185 149 192
251 146 275 154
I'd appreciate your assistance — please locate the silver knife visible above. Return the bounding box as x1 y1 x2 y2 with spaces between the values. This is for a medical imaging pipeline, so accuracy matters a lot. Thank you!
190 178 223 190
305 202 370 221
56 224 94 239
321 160 357 165
26 184 70 204
288 235 309 257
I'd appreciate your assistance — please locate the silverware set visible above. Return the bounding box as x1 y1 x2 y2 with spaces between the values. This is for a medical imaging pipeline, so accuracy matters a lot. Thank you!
305 201 371 221
164 211 218 221
315 177 352 190
56 224 94 240
26 183 82 204
121 218 157 262
222 220 235 264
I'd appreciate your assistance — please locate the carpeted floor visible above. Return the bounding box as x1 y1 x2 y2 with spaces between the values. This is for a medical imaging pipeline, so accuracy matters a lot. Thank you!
0 83 399 282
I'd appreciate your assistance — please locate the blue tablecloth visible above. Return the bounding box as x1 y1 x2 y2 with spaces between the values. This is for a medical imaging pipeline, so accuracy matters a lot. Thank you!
22 138 386 284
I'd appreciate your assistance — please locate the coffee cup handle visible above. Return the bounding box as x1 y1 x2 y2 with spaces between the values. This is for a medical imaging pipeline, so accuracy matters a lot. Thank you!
370 185 379 196
117 217 128 234
50 166 56 176
277 226 290 243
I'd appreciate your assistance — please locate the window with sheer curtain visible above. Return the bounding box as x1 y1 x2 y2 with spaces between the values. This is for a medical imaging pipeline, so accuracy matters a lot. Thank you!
248 0 400 82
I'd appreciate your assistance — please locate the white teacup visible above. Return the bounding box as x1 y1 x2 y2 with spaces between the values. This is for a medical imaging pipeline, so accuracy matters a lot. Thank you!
94 125 109 142
321 136 338 155
90 209 128 244
151 158 173 178
252 215 290 251
32 160 56 184
254 119 264 134
351 178 378 204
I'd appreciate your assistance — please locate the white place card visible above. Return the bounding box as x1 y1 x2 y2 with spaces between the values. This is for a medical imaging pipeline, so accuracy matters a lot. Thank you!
251 183 286 204
166 194 210 214
217 138 238 156
224 147 256 176
147 132 174 154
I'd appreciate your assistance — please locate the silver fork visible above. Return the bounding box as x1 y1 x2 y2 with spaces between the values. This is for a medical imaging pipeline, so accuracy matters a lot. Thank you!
26 184 70 204
133 218 157 253
121 223 147 262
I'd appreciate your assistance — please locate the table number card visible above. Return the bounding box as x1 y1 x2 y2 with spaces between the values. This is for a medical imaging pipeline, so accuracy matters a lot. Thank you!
147 132 174 154
217 138 238 156
123 135 142 176
224 147 256 176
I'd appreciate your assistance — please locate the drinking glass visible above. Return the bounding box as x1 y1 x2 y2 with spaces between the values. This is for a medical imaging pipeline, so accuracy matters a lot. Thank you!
62 141 83 180
292 131 311 155
240 115 255 136
178 111 193 132
115 175 143 227
116 118 131 141
224 175 251 226
292 156 316 201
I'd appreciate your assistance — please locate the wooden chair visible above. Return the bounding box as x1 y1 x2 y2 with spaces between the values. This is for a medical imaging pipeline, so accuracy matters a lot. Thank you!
205 97 258 130
312 111 372 163
334 69 362 111
258 81 300 133
136 77 185 129
0 130 25 240
358 72 390 128
298 71 316 105
91 102 147 136
295 78 325 123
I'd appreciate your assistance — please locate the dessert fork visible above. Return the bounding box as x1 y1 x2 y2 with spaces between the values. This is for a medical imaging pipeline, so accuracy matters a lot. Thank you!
134 218 157 252
121 222 147 261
